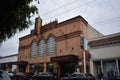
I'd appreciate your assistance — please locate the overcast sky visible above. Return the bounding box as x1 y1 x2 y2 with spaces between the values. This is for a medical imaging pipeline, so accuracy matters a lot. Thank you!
0 0 120 56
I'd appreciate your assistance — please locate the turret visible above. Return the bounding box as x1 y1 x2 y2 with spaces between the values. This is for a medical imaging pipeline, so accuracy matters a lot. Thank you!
35 16 42 35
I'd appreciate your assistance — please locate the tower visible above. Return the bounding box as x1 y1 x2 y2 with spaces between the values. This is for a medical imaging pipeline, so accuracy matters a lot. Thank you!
35 16 42 35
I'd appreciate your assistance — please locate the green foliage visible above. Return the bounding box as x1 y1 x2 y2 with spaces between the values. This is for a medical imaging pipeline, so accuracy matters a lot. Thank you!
0 0 39 45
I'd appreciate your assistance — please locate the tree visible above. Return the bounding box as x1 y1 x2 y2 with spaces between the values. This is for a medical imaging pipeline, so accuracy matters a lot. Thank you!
0 0 39 45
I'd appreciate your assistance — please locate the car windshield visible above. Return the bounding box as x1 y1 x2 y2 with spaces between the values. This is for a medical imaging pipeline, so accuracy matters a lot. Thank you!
0 70 11 80
70 73 84 78
38 72 52 76
84 74 94 78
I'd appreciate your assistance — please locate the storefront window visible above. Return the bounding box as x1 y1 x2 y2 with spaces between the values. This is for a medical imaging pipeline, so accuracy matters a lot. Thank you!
103 60 116 77
47 37 55 55
47 63 53 72
30 64 35 73
38 39 45 56
30 41 37 58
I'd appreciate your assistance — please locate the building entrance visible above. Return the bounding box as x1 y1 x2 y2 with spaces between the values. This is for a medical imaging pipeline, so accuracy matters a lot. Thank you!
59 62 76 77
51 55 78 78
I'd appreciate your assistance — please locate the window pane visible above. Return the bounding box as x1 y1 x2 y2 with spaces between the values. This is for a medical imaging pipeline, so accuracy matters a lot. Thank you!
38 40 45 56
47 37 55 55
30 42 37 57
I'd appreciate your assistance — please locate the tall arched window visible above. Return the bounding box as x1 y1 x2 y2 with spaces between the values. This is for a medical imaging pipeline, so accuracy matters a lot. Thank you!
47 37 55 55
30 41 37 58
38 39 45 56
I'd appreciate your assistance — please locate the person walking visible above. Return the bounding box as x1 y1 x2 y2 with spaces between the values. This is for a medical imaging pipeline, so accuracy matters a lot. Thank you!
99 72 103 80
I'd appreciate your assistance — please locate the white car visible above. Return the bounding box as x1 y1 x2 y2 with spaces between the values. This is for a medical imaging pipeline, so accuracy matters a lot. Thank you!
7 71 14 77
0 70 11 80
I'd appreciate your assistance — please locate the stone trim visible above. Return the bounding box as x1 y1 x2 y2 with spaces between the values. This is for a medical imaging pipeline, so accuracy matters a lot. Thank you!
56 30 82 41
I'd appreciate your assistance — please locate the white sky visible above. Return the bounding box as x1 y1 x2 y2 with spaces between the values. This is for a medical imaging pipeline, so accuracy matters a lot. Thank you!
0 0 120 56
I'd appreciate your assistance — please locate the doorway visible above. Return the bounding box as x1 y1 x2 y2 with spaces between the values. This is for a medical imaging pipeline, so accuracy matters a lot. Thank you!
59 62 76 77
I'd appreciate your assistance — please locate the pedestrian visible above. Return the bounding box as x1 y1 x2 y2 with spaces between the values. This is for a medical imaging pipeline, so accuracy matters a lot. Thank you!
13 69 16 75
107 70 114 79
99 72 103 80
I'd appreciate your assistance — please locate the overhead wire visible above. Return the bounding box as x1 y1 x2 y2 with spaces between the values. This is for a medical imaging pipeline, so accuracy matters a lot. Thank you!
41 0 80 16
93 17 120 26
43 0 96 20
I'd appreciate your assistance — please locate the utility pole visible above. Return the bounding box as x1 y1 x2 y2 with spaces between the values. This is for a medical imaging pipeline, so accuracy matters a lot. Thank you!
78 20 87 74
81 25 86 74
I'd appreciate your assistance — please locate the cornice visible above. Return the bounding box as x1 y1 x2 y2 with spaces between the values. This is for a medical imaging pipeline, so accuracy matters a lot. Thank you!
89 35 120 47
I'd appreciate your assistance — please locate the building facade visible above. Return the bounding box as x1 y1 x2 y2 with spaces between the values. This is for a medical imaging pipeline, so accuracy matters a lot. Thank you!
89 33 120 78
18 15 91 77
0 54 18 72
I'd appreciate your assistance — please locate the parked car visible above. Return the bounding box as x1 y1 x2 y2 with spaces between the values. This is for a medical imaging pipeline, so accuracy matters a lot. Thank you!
61 72 95 80
0 70 11 80
7 71 14 78
24 72 34 80
84 73 95 80
61 72 85 80
32 72 57 80
11 72 30 80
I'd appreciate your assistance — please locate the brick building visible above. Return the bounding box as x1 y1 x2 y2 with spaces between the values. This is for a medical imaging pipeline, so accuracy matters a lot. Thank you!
18 15 91 77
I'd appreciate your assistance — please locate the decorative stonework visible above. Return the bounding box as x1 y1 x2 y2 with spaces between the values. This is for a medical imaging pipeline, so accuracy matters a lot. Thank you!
56 30 82 41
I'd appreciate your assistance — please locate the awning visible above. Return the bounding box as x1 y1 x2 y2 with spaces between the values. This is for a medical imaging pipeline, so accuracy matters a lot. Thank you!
1 61 28 66
6 61 28 65
16 61 28 65
51 55 78 62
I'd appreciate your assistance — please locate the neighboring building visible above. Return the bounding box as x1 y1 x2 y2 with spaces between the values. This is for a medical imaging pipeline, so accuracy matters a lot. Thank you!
0 54 18 72
88 24 103 39
17 15 102 78
88 33 120 78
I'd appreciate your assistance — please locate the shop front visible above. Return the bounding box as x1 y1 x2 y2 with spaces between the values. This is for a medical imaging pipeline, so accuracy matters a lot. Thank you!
93 59 120 78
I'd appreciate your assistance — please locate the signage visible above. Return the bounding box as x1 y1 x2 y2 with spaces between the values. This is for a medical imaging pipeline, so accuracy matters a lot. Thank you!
51 55 78 62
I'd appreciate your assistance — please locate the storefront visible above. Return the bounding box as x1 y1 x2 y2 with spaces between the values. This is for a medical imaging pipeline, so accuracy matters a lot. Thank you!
89 33 120 78
93 59 120 77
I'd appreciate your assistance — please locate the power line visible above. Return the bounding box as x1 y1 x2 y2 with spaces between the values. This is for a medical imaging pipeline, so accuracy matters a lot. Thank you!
93 17 120 26
44 0 96 20
41 0 80 16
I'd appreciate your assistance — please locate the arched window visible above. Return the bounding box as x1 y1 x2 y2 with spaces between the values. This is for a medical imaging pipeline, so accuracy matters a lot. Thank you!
30 41 37 58
47 37 55 55
38 39 45 56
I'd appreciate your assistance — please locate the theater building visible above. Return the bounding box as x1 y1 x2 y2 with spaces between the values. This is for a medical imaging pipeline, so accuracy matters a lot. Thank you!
18 15 91 76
